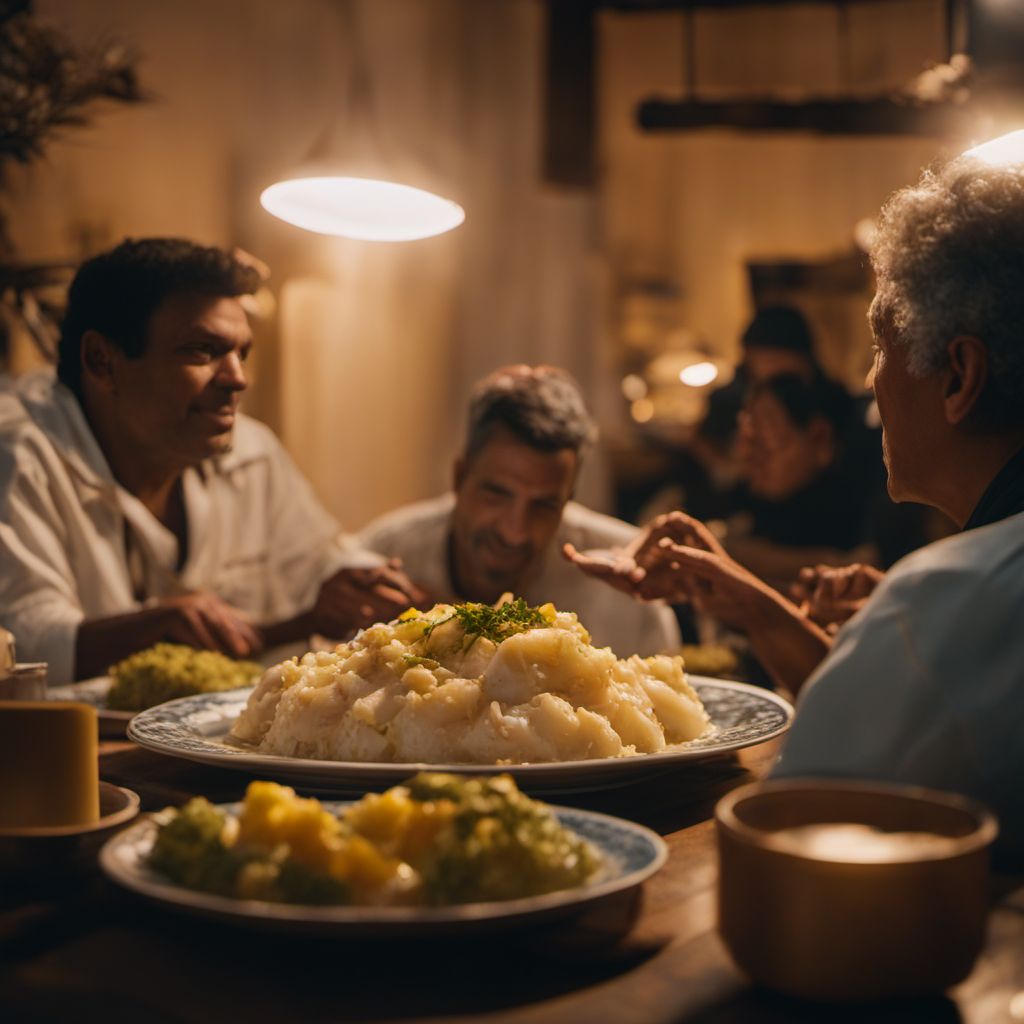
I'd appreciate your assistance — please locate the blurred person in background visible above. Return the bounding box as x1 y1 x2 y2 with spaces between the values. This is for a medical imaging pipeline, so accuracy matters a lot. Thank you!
0 238 423 684
676 305 822 522
359 364 680 657
617 306 823 528
567 148 1024 861
722 372 878 592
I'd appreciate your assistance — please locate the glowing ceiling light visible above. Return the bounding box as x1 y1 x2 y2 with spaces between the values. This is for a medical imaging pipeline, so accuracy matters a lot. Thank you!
678 361 719 387
962 129 1024 167
260 177 465 242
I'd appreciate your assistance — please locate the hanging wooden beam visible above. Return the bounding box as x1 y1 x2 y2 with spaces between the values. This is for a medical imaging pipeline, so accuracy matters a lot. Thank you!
543 0 597 187
637 96 979 136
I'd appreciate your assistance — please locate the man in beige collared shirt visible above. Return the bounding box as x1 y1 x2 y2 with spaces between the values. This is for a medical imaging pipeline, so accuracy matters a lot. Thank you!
0 238 422 684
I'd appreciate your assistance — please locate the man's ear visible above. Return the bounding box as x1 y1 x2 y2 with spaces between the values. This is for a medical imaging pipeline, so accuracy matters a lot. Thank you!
80 330 120 394
943 335 988 425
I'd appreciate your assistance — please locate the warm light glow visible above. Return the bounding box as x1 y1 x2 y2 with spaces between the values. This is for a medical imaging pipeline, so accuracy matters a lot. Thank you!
631 398 655 423
678 361 719 387
260 176 465 241
962 129 1024 167
853 217 877 252
621 373 648 401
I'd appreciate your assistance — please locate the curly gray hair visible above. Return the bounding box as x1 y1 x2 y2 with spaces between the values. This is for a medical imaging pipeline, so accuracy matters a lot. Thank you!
869 157 1024 419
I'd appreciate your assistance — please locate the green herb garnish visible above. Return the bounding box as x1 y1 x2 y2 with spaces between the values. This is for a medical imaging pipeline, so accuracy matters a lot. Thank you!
452 599 548 646
401 654 440 669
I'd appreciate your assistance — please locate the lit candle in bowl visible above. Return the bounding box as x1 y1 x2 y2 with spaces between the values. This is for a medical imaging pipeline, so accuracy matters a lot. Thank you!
715 779 998 1001
771 822 963 862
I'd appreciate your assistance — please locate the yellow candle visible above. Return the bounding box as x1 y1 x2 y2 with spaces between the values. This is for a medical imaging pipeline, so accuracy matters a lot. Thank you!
0 701 100 828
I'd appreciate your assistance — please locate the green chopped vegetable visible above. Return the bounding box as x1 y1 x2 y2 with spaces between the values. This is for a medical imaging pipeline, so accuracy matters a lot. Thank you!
452 599 548 644
148 797 246 895
405 772 600 904
107 643 262 711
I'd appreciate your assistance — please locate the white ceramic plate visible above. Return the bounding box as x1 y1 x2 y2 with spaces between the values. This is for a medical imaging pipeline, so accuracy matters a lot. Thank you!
99 802 667 936
47 677 132 737
126 677 793 794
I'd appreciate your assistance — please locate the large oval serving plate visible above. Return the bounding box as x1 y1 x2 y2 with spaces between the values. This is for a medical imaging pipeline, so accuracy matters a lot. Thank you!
126 677 793 794
100 803 666 936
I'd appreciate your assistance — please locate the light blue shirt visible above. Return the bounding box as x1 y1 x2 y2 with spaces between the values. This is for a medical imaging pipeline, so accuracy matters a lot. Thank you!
773 511 1024 859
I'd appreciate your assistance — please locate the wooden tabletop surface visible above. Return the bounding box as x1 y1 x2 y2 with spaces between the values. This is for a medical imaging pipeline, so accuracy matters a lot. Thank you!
2 739 1022 1024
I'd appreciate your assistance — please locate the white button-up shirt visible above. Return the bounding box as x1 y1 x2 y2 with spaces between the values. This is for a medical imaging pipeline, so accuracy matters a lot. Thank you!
0 373 353 683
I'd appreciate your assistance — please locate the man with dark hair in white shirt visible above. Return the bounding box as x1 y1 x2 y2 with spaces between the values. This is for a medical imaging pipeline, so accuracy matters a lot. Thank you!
0 238 422 683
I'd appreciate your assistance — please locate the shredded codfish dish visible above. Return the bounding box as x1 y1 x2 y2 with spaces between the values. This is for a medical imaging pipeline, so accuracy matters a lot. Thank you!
230 598 710 764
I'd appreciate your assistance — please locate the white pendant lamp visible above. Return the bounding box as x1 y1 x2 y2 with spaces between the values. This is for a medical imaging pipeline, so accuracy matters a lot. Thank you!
261 176 464 242
260 1 464 243
962 128 1024 166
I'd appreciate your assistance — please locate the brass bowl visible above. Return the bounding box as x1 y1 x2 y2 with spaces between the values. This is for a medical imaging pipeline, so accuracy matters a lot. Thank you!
0 781 140 874
715 779 998 1001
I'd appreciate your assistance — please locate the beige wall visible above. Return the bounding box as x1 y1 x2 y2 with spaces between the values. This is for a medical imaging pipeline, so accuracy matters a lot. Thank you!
597 4 961 391
7 0 603 529
6 0 989 527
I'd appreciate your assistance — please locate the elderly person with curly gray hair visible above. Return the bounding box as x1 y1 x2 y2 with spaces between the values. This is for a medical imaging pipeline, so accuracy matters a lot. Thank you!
567 141 1024 861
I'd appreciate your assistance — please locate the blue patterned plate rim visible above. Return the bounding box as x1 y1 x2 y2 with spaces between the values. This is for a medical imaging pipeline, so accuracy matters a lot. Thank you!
126 676 792 787
47 676 132 722
99 803 667 927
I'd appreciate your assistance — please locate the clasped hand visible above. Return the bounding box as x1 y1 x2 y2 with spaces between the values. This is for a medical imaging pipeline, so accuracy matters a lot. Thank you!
311 560 428 638
563 511 773 632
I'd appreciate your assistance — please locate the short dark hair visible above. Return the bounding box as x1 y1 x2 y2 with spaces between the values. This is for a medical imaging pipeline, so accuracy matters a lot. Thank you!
742 306 816 358
464 364 597 461
749 372 854 438
57 238 260 397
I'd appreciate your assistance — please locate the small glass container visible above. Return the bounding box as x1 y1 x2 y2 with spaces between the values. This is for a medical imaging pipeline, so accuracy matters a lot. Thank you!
0 663 48 701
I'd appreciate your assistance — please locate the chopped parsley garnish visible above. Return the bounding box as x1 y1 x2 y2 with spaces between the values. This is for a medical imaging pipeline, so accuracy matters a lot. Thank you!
453 599 547 645
410 598 550 649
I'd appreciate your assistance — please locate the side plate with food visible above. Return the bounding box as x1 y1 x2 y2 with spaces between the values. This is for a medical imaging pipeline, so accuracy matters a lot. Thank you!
100 774 666 936
47 644 264 737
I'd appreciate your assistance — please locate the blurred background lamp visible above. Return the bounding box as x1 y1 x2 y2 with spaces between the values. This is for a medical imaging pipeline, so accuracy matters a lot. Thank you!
260 177 465 241
621 373 648 401
261 0 464 242
963 128 1024 165
679 360 719 387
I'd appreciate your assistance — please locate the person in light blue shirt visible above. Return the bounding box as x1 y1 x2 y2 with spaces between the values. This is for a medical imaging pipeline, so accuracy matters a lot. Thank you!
566 143 1024 863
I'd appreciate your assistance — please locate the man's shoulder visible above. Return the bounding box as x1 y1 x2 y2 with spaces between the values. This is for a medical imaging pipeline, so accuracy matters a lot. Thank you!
0 371 56 436
883 512 1024 597
360 494 454 550
822 513 1024 677
558 502 638 547
0 373 73 479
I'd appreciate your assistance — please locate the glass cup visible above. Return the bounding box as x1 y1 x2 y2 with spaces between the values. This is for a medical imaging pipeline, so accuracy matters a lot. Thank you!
0 663 48 701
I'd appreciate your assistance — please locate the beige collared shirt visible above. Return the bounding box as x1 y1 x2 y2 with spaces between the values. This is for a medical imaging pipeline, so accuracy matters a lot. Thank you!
0 372 354 684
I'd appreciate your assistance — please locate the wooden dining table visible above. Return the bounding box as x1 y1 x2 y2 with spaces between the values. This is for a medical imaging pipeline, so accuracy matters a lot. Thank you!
2 736 1022 1024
